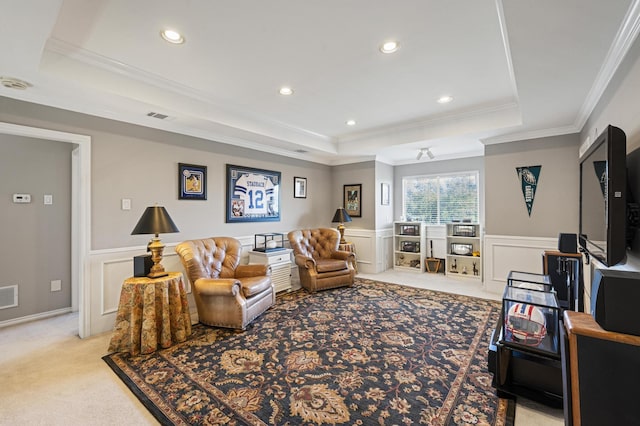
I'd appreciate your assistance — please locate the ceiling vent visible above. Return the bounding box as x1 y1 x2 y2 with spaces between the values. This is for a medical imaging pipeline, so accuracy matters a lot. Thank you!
146 111 170 120
0 76 32 90
295 149 309 153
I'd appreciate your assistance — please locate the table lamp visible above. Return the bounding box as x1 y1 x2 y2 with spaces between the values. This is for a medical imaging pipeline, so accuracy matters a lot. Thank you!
131 205 179 278
332 207 352 244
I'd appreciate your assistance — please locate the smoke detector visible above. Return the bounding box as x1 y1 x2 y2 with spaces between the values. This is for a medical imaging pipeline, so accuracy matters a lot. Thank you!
0 76 32 90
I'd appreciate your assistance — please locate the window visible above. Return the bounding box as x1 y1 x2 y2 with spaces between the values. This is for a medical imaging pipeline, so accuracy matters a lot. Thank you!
402 171 479 224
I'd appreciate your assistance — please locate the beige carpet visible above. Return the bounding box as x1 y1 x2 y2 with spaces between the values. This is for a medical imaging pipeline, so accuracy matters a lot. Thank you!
0 313 157 425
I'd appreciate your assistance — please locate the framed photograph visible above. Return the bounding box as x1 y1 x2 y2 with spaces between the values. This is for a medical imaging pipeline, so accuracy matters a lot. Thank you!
226 164 281 222
178 163 207 200
381 182 390 205
343 184 362 218
294 176 307 199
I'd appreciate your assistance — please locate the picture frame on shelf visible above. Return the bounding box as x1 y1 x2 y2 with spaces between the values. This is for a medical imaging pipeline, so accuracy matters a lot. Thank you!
226 164 281 223
178 163 207 200
294 176 307 198
344 183 362 217
381 182 390 205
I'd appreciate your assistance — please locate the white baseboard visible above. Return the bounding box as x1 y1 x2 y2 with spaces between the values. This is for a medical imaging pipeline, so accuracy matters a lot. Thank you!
0 307 73 329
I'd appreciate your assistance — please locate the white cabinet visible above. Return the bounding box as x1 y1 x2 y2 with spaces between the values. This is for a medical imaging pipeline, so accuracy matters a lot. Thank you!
249 249 292 293
445 223 481 279
393 221 427 272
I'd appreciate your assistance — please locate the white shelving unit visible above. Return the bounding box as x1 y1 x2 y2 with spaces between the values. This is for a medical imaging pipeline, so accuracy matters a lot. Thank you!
393 221 427 273
445 223 481 279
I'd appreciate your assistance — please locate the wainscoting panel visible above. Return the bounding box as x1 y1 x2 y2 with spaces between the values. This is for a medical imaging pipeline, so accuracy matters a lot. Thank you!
483 234 557 294
344 228 392 274
87 235 269 336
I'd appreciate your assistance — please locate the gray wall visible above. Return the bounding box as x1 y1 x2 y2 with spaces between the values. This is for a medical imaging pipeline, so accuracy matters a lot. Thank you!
484 134 580 238
0 98 332 251
331 161 376 230
580 31 640 269
375 161 394 229
393 156 485 226
0 135 72 321
0 97 333 321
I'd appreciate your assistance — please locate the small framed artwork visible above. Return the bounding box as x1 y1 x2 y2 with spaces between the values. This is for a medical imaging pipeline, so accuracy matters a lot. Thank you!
294 177 307 198
226 164 281 222
178 163 207 200
381 182 390 205
344 183 362 218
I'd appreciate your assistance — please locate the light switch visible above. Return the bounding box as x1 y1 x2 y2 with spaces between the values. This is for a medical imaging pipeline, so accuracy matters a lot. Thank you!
44 194 53 205
121 198 131 210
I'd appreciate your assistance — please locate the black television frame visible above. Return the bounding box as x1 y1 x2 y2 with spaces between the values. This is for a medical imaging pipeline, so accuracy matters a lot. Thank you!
579 125 627 267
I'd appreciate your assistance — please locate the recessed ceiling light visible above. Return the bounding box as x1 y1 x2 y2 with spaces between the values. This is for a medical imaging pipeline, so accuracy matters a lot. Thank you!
437 95 453 104
380 41 399 54
346 120 356 126
160 29 185 44
279 87 294 96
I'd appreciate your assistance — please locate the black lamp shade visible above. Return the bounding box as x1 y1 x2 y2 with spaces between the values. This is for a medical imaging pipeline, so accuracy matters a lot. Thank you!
131 206 179 236
332 208 352 223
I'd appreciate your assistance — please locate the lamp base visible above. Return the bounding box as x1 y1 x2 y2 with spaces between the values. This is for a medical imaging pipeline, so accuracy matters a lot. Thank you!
147 236 168 279
337 224 347 245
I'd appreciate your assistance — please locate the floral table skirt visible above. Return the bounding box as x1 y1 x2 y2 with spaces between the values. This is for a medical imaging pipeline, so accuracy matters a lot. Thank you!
108 272 192 356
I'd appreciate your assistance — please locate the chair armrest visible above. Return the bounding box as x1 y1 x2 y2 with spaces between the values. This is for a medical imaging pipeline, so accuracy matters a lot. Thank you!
294 254 317 270
331 250 355 262
236 264 271 278
194 278 240 296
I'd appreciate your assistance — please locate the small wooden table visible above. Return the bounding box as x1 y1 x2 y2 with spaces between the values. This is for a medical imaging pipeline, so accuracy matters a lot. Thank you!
108 272 191 356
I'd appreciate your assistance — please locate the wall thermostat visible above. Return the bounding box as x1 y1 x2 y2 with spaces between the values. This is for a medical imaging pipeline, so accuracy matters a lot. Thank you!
13 194 31 203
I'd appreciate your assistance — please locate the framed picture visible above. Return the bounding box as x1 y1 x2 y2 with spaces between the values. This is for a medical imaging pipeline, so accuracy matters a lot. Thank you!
226 164 281 222
343 183 362 218
178 163 207 200
381 182 390 205
294 176 307 198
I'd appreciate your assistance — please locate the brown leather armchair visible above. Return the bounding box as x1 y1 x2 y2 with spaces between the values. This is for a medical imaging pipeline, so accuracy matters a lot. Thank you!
175 237 275 329
288 228 356 293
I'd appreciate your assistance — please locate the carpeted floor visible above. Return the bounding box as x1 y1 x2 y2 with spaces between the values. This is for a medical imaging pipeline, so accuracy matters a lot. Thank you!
104 278 514 425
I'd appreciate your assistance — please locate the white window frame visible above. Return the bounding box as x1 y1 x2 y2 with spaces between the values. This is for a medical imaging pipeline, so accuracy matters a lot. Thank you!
402 170 480 225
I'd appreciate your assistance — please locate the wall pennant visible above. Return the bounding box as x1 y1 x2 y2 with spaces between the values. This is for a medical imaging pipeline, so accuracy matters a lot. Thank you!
516 165 541 217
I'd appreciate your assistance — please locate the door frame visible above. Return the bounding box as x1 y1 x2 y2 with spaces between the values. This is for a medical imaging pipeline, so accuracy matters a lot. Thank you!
0 122 92 337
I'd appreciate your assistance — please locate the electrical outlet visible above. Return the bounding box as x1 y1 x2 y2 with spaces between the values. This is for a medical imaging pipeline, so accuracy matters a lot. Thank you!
121 198 131 210
44 194 53 205
51 280 61 292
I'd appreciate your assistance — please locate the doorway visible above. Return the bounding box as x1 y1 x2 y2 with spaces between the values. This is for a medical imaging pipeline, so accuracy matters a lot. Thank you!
0 122 91 337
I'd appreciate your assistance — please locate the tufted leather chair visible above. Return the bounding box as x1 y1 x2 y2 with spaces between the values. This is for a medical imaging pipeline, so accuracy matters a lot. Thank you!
287 228 356 293
175 237 275 329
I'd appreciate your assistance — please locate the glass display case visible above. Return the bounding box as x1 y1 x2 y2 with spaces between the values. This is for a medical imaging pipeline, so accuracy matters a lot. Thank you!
507 271 553 293
500 285 560 358
254 233 285 252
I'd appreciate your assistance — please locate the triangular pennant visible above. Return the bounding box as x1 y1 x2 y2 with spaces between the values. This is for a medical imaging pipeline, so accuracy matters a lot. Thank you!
593 160 607 197
516 165 542 217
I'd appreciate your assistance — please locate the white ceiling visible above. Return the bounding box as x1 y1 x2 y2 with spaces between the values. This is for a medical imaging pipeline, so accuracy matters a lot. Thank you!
0 0 638 165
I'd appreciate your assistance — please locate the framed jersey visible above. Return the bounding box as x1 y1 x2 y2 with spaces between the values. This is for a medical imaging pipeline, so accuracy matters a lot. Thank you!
226 164 281 222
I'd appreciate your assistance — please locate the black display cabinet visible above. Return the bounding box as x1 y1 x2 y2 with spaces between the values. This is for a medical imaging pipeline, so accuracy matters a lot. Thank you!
488 273 563 407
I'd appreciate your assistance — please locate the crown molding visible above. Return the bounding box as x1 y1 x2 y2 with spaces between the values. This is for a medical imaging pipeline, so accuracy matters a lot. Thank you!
573 0 640 130
481 124 579 145
44 38 335 150
338 100 519 145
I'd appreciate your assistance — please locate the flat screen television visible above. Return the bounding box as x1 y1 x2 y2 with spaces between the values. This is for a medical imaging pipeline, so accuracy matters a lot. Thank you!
579 125 627 266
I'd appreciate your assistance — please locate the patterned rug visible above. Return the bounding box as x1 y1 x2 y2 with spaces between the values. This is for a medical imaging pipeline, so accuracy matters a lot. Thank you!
103 278 514 425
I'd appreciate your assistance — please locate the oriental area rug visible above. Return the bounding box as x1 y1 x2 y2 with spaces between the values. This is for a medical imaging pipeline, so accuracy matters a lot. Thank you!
103 278 514 425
